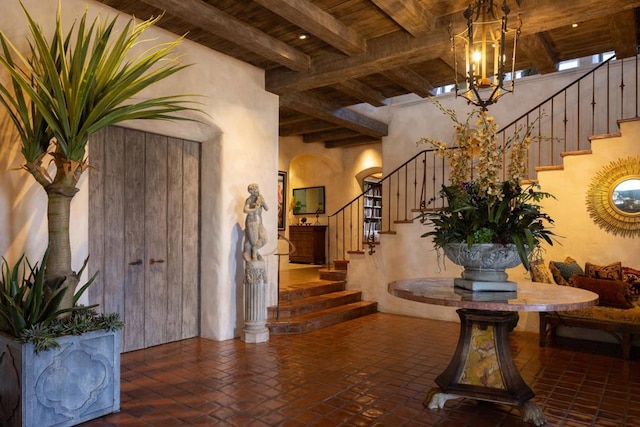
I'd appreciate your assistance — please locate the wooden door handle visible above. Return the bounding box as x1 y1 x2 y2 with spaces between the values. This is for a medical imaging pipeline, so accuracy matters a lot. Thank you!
149 258 165 264
128 259 142 266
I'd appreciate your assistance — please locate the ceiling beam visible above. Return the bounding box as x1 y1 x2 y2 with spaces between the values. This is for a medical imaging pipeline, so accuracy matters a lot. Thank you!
332 80 388 107
266 0 639 93
279 119 338 136
279 111 314 126
384 66 434 97
371 0 435 36
252 0 365 56
608 10 638 59
139 0 310 71
325 135 381 148
280 92 388 138
303 128 360 143
519 32 557 74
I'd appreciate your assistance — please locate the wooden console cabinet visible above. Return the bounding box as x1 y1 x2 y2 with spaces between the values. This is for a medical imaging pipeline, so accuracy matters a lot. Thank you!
289 225 327 264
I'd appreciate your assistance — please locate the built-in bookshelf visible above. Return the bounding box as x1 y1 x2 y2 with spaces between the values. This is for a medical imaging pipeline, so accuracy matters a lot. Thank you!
363 178 381 243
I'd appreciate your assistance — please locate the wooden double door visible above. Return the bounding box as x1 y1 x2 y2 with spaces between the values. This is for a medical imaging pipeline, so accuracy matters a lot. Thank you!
89 126 200 352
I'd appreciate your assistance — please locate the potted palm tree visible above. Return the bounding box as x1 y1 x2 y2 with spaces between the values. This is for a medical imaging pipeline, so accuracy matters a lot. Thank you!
0 2 198 426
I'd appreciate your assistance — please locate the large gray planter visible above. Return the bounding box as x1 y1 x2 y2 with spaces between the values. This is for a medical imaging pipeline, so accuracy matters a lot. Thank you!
0 329 121 427
443 243 523 282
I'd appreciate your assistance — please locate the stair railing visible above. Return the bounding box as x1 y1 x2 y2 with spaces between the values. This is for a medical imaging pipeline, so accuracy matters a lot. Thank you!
496 54 639 180
327 54 640 268
327 149 447 263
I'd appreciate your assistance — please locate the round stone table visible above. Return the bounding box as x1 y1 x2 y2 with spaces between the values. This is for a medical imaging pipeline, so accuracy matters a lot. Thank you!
388 278 598 426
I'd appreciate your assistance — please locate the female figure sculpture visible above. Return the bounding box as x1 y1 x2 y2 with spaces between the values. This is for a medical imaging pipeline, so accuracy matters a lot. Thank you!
243 183 269 262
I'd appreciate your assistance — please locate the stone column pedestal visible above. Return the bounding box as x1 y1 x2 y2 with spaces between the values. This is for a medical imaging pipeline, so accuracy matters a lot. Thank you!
241 260 269 343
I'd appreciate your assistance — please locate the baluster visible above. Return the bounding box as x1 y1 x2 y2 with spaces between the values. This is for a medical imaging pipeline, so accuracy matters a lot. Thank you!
403 165 408 221
591 71 596 137
619 57 625 123
577 80 581 151
606 60 610 134
562 90 567 163
412 158 418 209
549 98 554 174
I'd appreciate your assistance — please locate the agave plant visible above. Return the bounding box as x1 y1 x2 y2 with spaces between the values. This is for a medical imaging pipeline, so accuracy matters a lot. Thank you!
0 2 199 313
0 248 124 352
0 248 94 335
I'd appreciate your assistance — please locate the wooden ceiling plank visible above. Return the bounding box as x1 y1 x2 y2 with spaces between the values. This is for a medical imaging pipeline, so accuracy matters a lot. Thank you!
252 0 365 56
332 80 388 107
371 0 435 36
280 92 388 138
519 33 557 74
384 67 434 98
439 52 466 82
266 0 640 93
138 0 310 71
303 128 360 143
608 10 638 59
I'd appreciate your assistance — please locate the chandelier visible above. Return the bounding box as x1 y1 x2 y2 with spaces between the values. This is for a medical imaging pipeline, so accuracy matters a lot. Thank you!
450 0 522 110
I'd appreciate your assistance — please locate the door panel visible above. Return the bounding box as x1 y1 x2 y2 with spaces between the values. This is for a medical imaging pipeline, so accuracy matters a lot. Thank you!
123 129 146 352
166 138 184 342
102 127 125 317
182 141 200 337
144 133 169 348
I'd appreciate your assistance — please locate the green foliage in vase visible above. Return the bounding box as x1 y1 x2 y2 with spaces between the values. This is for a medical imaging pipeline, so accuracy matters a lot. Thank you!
418 102 557 270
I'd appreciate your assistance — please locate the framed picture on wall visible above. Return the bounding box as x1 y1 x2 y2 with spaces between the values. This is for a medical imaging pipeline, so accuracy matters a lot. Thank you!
277 171 287 230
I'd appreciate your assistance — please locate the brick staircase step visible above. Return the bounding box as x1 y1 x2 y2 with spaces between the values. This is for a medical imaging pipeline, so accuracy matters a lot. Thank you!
589 132 621 141
267 301 378 334
319 269 347 281
535 165 564 172
278 280 345 303
561 149 592 157
268 290 363 319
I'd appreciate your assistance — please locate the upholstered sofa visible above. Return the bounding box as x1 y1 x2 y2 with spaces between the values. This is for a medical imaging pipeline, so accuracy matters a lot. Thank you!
534 258 640 359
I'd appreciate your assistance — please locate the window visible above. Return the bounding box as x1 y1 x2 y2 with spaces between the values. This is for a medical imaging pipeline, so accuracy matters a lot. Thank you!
558 59 579 71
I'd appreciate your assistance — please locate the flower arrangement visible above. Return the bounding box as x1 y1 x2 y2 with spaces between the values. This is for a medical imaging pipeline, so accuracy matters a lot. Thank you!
418 103 556 270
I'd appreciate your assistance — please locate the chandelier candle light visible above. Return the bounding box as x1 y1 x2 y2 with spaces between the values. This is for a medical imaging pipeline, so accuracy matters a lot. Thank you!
451 0 522 110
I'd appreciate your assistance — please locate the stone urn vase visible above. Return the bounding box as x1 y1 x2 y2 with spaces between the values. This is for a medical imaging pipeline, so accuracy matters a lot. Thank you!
443 243 524 282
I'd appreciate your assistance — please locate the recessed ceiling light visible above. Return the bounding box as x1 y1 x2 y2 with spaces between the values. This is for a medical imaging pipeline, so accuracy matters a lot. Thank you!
572 23 579 28
298 34 309 40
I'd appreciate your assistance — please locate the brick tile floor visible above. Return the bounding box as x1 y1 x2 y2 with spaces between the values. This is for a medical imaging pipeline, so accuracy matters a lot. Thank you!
82 312 640 426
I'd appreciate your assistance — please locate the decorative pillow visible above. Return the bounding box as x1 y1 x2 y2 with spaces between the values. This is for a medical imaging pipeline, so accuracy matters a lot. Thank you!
529 258 553 283
585 261 623 281
572 275 634 309
549 257 584 286
622 266 640 300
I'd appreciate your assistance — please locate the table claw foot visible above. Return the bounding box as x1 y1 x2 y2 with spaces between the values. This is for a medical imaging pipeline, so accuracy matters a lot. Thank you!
424 388 461 409
518 401 546 426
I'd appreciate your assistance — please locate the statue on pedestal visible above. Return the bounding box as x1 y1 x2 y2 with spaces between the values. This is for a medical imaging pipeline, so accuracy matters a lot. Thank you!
241 183 269 343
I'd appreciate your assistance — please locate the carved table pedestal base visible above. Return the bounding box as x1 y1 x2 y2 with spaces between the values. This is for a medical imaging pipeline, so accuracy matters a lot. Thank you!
424 309 546 426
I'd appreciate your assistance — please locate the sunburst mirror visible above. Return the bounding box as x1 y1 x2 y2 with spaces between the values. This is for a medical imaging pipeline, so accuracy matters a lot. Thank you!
586 156 640 237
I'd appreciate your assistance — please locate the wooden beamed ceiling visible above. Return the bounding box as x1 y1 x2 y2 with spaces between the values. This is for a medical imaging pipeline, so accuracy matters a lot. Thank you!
100 0 640 148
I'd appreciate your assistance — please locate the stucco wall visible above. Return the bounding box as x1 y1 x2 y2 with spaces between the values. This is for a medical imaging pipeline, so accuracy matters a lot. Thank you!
0 0 279 341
